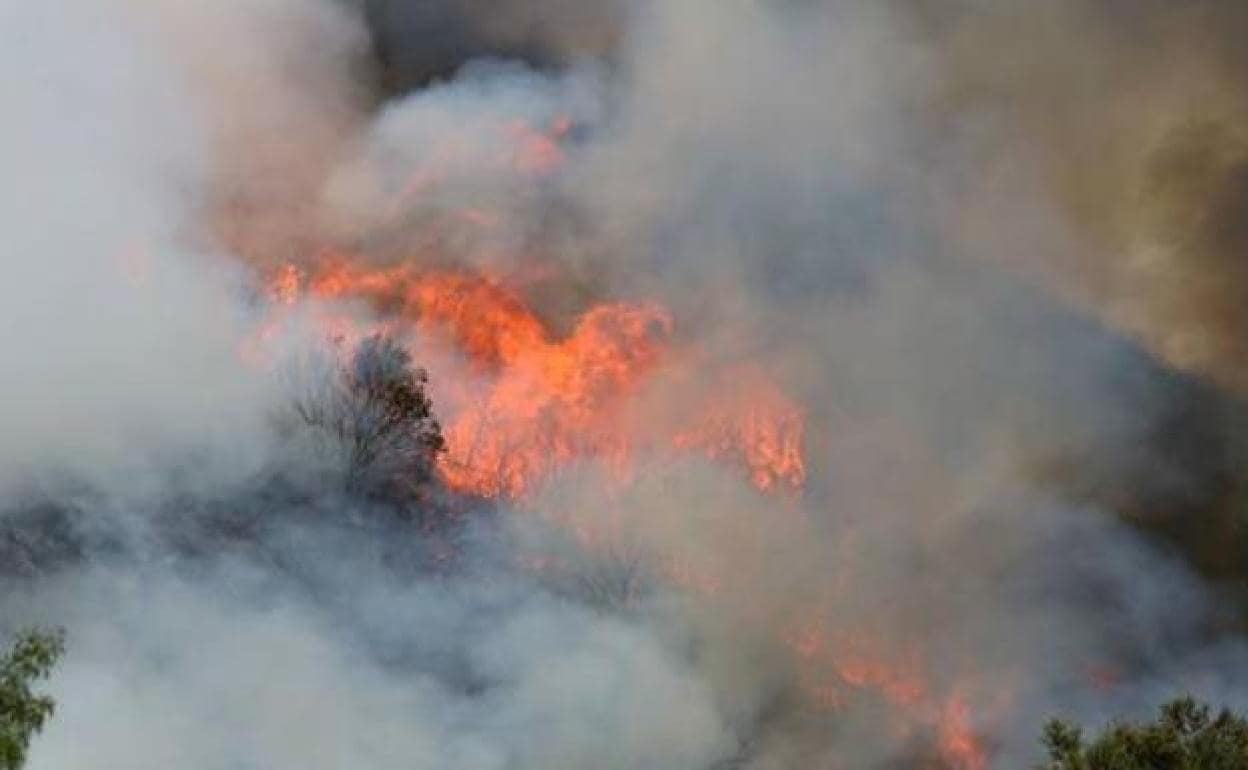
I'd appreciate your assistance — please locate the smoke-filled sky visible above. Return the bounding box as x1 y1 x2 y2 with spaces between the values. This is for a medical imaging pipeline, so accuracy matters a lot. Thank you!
4 1 1248 769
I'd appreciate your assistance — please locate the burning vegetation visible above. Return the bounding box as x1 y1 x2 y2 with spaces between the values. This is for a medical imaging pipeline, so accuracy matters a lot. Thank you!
261 259 805 501
7 2 1248 770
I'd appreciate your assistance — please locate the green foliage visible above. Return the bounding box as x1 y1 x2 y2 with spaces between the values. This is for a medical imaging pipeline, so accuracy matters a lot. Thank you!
0 629 63 770
1038 696 1248 770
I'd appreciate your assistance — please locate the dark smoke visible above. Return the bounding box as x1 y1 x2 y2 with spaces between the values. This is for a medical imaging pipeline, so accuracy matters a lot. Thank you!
919 0 1248 391
360 0 623 92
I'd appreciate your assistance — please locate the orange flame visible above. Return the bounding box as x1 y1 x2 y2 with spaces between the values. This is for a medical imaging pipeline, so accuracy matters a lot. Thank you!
939 692 989 770
780 615 992 769
674 367 806 492
265 258 805 501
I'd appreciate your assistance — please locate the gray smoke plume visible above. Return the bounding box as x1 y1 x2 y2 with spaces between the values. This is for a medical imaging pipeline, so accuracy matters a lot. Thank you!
5 1 1248 769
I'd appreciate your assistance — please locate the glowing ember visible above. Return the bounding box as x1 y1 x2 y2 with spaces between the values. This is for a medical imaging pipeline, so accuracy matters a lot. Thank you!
674 366 807 492
267 263 301 306
785 622 926 709
939 693 989 770
508 117 571 174
779 615 993 770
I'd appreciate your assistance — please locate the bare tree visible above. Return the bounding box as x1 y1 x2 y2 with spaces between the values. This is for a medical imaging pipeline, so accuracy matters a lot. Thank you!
571 542 650 611
293 334 446 503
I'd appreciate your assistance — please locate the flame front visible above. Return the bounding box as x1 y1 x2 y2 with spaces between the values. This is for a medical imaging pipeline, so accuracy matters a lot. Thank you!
266 259 806 501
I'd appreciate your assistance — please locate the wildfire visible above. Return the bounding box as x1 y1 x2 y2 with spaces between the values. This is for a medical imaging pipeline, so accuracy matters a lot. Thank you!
241 107 994 770
674 367 806 493
783 619 989 769
251 251 998 765
508 115 572 174
939 693 989 770
263 258 805 501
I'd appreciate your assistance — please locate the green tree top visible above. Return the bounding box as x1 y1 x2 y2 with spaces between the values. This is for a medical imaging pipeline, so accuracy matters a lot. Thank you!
0 629 63 770
1038 696 1248 770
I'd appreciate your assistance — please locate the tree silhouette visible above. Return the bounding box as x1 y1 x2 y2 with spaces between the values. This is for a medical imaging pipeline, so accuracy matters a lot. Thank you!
294 334 446 503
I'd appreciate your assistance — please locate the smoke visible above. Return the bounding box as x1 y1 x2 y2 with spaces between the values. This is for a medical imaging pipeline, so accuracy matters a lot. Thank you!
925 0 1248 390
12 546 733 770
359 0 624 91
0 0 279 501
5 1 1248 769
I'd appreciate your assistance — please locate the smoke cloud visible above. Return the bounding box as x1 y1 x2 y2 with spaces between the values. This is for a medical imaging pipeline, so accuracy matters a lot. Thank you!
4 1 1248 769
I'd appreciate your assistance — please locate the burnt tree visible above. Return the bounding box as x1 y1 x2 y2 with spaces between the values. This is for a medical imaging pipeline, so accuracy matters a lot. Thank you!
295 334 446 504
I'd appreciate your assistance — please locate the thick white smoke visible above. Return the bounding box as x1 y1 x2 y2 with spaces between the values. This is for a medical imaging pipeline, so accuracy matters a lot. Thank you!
17 557 733 770
0 0 276 501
